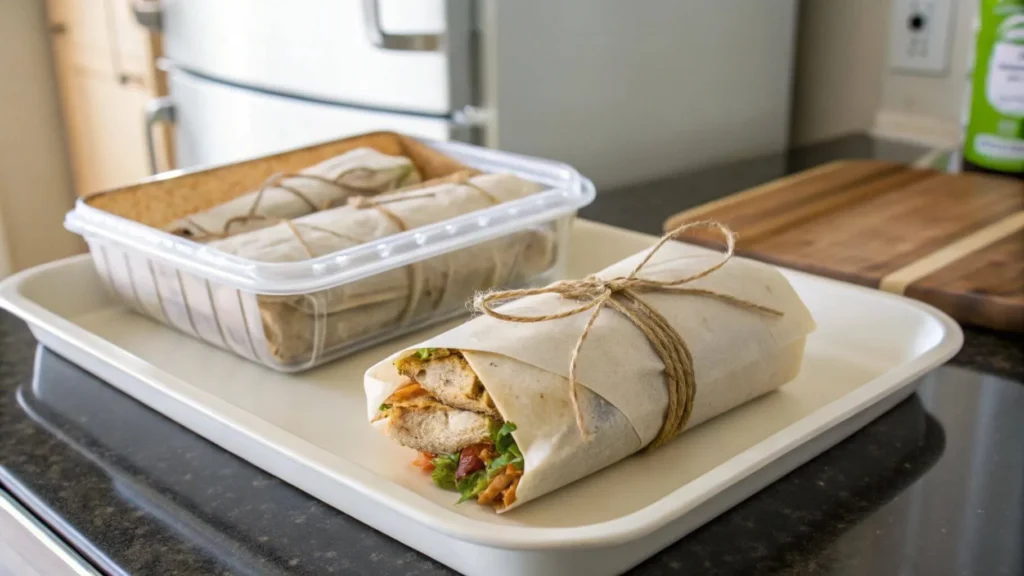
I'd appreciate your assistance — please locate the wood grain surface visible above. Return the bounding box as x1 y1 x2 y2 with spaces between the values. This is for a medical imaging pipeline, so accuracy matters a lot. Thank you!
86 131 469 229
664 161 1024 332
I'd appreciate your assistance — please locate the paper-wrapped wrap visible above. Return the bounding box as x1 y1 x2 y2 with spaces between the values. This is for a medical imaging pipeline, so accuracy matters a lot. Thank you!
365 237 816 511
165 147 420 240
204 173 556 365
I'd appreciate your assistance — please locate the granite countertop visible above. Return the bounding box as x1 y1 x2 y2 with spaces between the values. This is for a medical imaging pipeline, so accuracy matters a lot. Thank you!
1 134 1022 575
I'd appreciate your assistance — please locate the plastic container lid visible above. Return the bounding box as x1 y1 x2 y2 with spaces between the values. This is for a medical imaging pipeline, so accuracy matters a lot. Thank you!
65 138 596 296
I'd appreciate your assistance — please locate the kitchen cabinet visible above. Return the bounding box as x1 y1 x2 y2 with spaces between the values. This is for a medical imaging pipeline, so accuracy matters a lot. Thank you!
46 0 173 196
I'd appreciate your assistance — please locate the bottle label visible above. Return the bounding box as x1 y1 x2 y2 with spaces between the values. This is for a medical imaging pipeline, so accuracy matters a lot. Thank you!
986 39 1024 115
965 3 1024 172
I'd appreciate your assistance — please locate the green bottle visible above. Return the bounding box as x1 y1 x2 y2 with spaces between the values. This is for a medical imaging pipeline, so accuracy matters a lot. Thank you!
962 0 1024 177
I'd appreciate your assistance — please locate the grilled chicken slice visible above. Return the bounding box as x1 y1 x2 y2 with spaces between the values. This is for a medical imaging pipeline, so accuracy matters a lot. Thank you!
395 349 499 417
379 383 498 455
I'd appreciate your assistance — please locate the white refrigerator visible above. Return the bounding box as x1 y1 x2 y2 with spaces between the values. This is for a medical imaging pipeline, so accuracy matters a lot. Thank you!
143 0 797 188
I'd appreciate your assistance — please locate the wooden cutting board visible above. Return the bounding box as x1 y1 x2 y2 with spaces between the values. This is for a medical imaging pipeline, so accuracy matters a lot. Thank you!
663 160 1024 332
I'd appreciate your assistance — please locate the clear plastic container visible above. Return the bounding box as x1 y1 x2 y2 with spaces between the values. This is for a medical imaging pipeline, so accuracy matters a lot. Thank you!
65 132 595 372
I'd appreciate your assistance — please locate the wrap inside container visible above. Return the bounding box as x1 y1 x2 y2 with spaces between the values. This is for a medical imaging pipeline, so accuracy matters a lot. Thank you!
365 238 816 511
165 147 421 240
204 173 557 366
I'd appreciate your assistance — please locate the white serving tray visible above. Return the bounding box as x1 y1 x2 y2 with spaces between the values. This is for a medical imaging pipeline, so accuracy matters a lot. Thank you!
0 220 962 576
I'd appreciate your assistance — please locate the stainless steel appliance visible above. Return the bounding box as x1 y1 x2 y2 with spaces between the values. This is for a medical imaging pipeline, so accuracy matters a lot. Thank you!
141 0 798 188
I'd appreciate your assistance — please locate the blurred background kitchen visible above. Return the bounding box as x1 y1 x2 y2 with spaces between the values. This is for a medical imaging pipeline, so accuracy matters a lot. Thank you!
0 0 973 278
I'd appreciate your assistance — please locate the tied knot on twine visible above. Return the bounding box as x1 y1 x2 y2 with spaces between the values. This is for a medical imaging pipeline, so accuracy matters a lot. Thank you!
473 220 784 451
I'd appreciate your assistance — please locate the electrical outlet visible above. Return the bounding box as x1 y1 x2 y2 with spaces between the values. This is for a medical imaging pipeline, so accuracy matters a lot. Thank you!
889 0 956 75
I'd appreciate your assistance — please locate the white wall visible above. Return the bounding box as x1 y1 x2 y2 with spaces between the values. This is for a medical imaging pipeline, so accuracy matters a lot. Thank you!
792 0 975 148
874 0 976 145
791 0 890 145
872 0 974 145
0 0 84 275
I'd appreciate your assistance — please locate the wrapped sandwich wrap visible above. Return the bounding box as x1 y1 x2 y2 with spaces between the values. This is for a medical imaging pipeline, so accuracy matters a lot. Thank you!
166 147 421 240
365 225 816 511
200 173 556 366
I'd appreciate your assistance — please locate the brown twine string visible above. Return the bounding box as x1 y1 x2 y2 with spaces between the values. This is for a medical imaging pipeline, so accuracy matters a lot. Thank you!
279 222 372 316
188 166 390 240
462 181 501 205
460 180 504 286
177 218 221 241
424 175 495 308
348 191 436 209
473 220 784 451
288 222 365 246
344 177 497 210
281 221 369 260
265 177 498 329
347 196 424 324
438 256 455 310
218 174 326 237
346 177 504 322
283 221 316 259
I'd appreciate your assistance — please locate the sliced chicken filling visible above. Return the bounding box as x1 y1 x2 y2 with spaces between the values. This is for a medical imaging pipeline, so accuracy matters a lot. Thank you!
379 348 523 509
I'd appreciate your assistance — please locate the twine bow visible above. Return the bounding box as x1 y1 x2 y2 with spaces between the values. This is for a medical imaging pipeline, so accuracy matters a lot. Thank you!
474 220 784 451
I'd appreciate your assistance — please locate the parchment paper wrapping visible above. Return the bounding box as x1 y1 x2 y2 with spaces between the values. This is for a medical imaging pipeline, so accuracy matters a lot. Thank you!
206 173 556 365
165 147 420 240
365 242 816 511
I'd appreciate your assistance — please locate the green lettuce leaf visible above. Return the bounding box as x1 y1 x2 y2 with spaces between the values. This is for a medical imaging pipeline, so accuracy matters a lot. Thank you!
507 442 523 460
481 421 524 477
492 421 517 452
431 420 525 504
456 470 491 503
430 453 459 491
486 451 523 475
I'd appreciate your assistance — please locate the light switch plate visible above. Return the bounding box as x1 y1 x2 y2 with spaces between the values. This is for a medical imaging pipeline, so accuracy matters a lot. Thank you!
889 0 957 75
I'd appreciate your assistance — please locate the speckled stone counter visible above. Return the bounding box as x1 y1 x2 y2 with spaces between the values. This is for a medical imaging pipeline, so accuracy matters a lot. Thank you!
1 135 1022 575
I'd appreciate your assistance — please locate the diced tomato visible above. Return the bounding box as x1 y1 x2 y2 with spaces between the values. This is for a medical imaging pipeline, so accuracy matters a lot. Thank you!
412 452 435 473
456 443 491 480
388 383 427 403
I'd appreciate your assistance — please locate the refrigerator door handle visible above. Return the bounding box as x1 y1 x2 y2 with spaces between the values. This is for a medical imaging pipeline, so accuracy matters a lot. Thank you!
362 0 442 52
451 106 491 127
144 97 176 175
